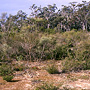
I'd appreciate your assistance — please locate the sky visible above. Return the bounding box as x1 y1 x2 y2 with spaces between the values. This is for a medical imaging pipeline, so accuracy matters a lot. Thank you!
0 0 90 15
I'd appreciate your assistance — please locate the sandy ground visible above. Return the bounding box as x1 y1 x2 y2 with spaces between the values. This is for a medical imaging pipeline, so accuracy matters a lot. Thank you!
0 60 90 90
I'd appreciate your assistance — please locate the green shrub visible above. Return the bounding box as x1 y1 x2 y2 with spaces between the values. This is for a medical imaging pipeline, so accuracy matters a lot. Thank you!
0 33 2 40
45 29 55 34
75 41 90 61
14 64 25 71
0 64 14 82
16 55 24 61
35 83 59 90
62 59 90 73
0 30 90 62
62 60 83 73
3 75 13 82
83 60 90 70
38 36 56 60
0 64 13 76
46 65 59 74
53 46 68 60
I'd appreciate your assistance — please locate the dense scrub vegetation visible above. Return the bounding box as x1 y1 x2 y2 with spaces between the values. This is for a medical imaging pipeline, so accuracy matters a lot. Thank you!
0 30 89 61
0 64 14 81
0 30 90 73
0 1 90 79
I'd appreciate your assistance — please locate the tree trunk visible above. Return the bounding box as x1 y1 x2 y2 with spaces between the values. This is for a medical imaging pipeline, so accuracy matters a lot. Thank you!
82 22 85 31
47 23 50 29
85 21 87 32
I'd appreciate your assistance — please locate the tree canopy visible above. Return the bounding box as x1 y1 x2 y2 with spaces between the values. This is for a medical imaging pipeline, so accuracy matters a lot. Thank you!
0 1 90 32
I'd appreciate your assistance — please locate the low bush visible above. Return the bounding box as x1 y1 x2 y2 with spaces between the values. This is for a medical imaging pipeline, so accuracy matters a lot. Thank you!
13 64 25 71
0 64 14 81
3 75 13 82
46 65 59 74
53 46 68 60
35 83 59 90
45 29 55 34
0 64 13 76
83 60 90 70
62 59 90 73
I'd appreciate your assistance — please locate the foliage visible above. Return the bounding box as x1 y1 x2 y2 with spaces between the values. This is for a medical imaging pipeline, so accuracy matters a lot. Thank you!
0 64 13 76
35 83 59 90
53 45 68 60
0 1 90 32
0 26 90 73
46 65 59 74
45 29 56 34
0 64 14 81
13 64 25 71
0 1 90 82
62 59 90 73
3 75 13 82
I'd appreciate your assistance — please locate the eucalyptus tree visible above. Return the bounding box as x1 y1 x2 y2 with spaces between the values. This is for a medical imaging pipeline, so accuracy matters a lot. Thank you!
5 14 15 31
76 1 90 31
41 4 57 29
61 2 78 31
29 4 58 31
0 13 8 32
30 4 57 28
61 5 72 31
29 4 39 18
16 10 27 30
